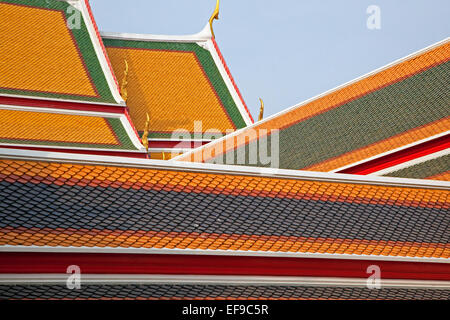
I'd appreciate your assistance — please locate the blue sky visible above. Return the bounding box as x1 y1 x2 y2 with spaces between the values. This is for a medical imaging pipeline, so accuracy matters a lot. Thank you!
91 0 449 119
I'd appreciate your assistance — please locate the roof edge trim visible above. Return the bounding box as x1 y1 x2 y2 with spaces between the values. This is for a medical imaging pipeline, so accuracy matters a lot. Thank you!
371 148 450 176
71 0 124 105
331 131 450 173
0 246 448 264
2 274 449 289
0 147 449 190
100 22 213 43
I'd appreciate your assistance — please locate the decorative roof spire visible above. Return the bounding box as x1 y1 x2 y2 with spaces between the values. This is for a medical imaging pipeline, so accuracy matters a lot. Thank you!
209 0 220 38
258 98 264 121
120 59 129 102
141 112 150 151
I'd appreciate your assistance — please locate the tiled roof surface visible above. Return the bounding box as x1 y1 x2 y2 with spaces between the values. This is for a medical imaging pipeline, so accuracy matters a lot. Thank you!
175 40 450 179
0 284 449 300
103 38 250 138
384 154 450 181
0 109 137 150
0 158 448 259
0 0 120 104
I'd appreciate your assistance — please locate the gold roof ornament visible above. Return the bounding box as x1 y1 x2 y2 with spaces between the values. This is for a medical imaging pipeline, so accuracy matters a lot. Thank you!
141 112 150 152
209 0 220 38
120 59 129 102
258 98 264 121
162 152 166 160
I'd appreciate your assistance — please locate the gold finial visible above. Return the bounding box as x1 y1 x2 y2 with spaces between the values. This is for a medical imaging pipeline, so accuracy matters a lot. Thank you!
141 112 150 151
258 98 264 121
209 0 220 38
120 59 129 102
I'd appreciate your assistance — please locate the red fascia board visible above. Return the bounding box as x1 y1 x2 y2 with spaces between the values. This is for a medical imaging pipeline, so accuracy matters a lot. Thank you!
0 96 125 114
0 145 148 159
338 133 450 175
148 140 210 149
0 252 448 281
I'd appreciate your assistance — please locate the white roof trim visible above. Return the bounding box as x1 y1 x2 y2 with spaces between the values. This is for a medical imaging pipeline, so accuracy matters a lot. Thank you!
0 93 123 107
0 148 448 189
148 148 191 153
0 245 448 264
0 144 146 154
148 138 213 142
119 115 146 151
76 0 125 105
1 274 449 289
173 37 450 163
0 104 123 118
100 23 212 43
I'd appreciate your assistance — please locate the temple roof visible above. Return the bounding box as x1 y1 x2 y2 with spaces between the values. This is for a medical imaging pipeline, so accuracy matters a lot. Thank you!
102 24 254 141
0 0 123 105
174 39 450 180
0 149 448 261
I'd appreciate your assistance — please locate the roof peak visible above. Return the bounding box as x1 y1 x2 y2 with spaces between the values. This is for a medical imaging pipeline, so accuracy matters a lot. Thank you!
101 23 212 43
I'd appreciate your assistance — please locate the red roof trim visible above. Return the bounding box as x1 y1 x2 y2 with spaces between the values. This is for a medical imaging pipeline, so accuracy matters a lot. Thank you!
83 0 121 93
338 133 450 175
212 38 254 123
0 252 448 281
0 96 125 113
0 145 147 159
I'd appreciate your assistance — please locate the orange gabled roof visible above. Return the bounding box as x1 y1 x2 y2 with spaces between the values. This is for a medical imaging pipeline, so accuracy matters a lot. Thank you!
0 0 123 105
102 25 253 141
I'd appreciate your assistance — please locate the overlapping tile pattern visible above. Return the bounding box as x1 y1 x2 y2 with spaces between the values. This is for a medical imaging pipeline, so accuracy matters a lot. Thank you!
0 0 117 103
0 159 448 258
0 109 137 149
103 38 249 138
176 40 450 180
1 284 449 300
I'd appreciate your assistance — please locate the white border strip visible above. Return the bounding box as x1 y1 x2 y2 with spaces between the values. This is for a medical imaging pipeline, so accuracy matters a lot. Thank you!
0 93 122 107
373 149 450 176
0 143 146 154
100 23 213 43
119 116 146 150
75 0 125 105
172 37 450 162
148 148 191 153
0 104 122 118
1 274 449 289
331 131 450 173
0 148 448 189
1 246 448 264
